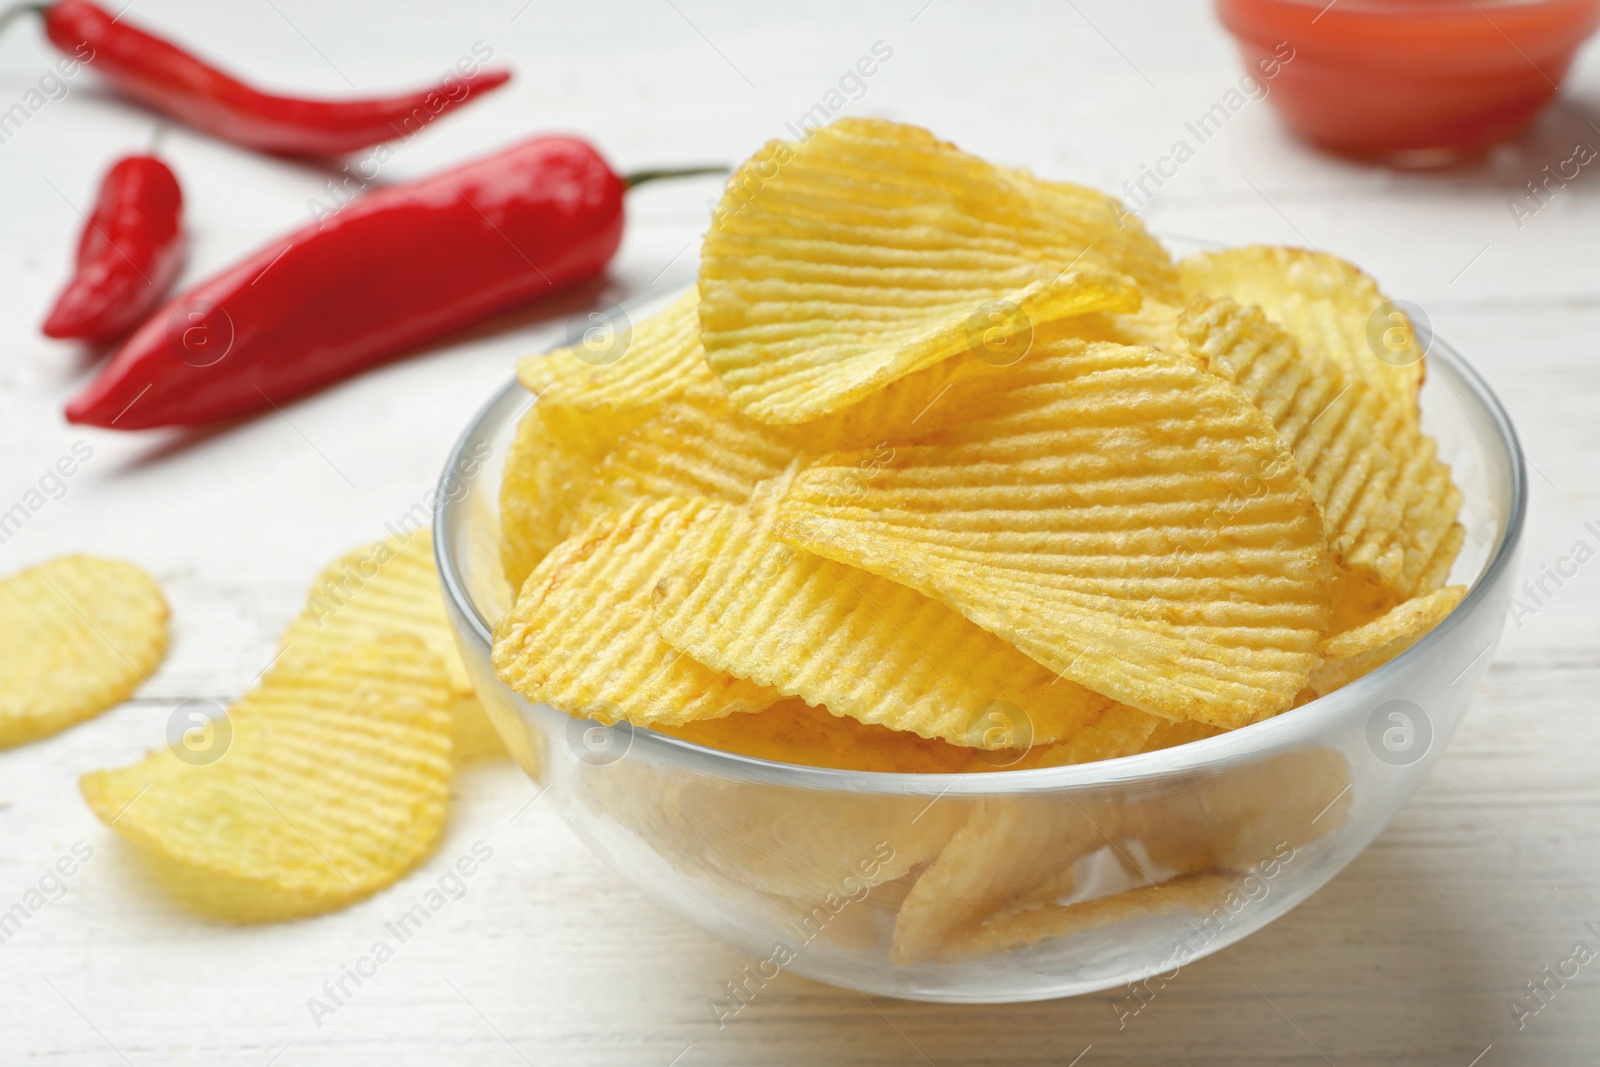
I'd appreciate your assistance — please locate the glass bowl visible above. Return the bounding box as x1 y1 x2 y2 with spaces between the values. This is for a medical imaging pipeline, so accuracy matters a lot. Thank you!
433 290 1525 1003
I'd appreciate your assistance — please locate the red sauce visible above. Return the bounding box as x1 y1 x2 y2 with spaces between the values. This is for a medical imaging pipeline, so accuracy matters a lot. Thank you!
1217 0 1600 161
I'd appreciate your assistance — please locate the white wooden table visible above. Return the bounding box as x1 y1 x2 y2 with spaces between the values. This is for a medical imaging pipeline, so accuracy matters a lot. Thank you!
2 2 1597 1063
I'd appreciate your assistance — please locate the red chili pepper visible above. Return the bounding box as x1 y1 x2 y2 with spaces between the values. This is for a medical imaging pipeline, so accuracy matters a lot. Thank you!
66 137 721 429
43 154 184 344
10 0 510 156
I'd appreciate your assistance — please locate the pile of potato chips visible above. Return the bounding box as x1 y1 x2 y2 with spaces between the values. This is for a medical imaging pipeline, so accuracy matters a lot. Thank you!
491 117 1466 773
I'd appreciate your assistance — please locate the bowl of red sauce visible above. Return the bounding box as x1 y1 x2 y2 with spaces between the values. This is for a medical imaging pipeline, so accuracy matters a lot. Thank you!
1217 0 1600 163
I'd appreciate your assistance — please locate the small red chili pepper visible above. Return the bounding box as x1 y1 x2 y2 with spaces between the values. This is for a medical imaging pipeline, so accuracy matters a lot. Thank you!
3 0 510 156
43 153 184 344
65 136 722 429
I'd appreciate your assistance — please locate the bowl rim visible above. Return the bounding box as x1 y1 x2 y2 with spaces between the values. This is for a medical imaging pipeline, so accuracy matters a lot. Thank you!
436 287 1528 795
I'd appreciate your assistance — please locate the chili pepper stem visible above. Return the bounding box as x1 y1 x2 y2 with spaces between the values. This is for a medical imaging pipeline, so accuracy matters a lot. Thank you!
623 165 729 189
0 3 46 34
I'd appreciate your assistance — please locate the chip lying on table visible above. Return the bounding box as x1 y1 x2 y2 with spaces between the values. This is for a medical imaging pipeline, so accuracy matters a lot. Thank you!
493 115 1467 773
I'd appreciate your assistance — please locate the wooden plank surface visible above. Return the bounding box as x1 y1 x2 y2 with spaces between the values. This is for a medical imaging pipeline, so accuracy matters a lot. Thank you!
2 1 1597 1063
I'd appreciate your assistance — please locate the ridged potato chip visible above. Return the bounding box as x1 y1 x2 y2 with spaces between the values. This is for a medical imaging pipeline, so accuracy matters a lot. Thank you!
498 404 610 593
661 698 974 773
1140 717 1225 752
700 117 1165 423
0 555 167 748
1308 585 1466 698
1179 245 1423 406
492 497 781 728
515 289 722 413
81 634 453 922
945 870 1239 962
654 493 1114 747
891 799 1108 963
778 338 1333 728
1061 299 1186 354
1179 297 1461 602
280 531 502 762
971 706 1166 771
574 402 798 530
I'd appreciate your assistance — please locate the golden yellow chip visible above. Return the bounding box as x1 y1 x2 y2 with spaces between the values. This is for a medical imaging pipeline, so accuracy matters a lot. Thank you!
1179 297 1461 601
891 799 1108 963
945 870 1239 962
778 339 1333 728
492 496 781 728
1416 521 1465 595
1179 244 1424 406
700 117 1164 423
974 706 1166 771
498 405 587 593
0 555 168 749
1059 299 1186 354
1139 717 1225 753
654 493 1113 747
1308 585 1466 698
515 289 723 413
574 402 798 530
80 634 453 922
661 698 974 773
280 530 503 762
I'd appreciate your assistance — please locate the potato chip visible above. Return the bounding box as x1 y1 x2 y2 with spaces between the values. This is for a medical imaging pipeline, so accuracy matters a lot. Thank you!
660 698 974 773
0 555 167 749
80 634 452 922
1140 717 1225 752
280 530 503 762
1060 299 1186 355
778 339 1333 728
976 706 1166 771
499 404 607 593
1179 245 1423 406
1308 585 1466 697
1416 521 1465 595
1179 297 1461 600
574 402 798 530
659 774 967 903
492 497 781 728
653 493 1114 747
1123 747 1352 876
700 117 1166 423
1329 565 1403 636
945 870 1239 961
515 289 722 413
891 798 1109 963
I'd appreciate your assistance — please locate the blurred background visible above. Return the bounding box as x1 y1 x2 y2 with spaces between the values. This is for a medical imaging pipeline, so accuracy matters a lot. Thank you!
2 1 1598 1064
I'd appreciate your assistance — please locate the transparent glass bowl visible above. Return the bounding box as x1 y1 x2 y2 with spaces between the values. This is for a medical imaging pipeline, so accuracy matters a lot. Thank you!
434 294 1525 1003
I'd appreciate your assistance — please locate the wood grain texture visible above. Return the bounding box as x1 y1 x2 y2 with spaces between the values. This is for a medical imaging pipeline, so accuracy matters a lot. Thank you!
2 0 1598 1063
